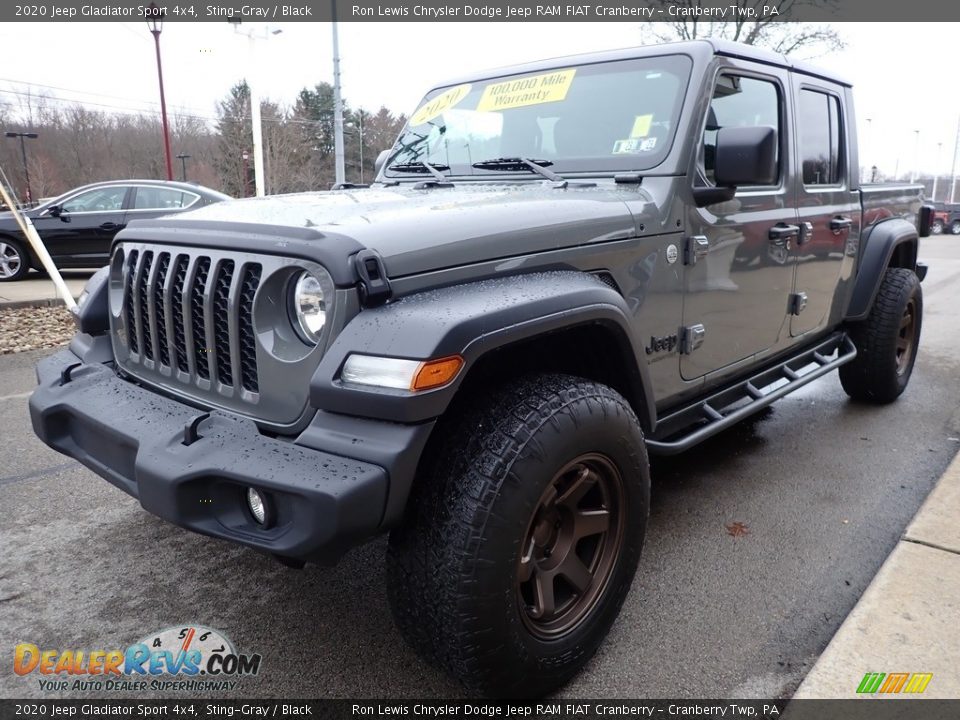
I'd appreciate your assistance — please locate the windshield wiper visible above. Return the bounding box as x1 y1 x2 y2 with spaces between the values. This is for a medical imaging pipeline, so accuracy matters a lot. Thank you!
387 161 450 183
471 157 564 182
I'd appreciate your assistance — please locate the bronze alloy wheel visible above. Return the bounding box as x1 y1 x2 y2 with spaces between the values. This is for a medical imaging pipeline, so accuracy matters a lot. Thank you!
896 298 917 376
517 453 626 639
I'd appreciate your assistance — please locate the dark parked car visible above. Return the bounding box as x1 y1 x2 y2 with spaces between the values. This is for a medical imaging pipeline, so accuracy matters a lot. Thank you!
0 179 230 281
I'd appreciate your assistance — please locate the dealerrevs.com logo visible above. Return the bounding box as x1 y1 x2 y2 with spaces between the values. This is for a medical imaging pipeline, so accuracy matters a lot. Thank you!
14 625 262 693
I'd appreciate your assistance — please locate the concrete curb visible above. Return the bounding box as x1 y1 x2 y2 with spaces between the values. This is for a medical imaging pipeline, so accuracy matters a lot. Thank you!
793 447 960 699
0 298 73 310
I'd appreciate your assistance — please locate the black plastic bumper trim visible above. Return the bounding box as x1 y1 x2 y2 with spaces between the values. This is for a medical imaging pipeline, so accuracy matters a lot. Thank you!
29 350 388 564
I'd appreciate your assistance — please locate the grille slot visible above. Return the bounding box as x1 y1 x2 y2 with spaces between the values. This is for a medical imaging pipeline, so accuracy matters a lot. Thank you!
191 258 211 380
171 256 189 373
212 261 234 386
238 265 261 393
117 247 261 399
124 250 139 354
138 252 154 361
153 253 171 367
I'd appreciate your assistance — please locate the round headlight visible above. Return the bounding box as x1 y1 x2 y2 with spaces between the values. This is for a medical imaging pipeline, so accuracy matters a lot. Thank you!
293 271 326 344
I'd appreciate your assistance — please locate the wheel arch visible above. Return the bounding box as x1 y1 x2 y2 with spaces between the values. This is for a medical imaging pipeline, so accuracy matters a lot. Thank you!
311 270 656 430
845 218 919 322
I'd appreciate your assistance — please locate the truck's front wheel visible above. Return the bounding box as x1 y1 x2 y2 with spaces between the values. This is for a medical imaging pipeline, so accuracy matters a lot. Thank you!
387 374 649 697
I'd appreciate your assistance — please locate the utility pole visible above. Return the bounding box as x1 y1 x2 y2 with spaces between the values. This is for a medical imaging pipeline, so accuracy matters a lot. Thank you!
332 1 346 186
176 153 190 182
231 22 282 197
4 131 38 203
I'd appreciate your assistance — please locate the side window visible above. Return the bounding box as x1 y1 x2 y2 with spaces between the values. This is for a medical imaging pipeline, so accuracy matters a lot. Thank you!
702 75 781 186
133 187 199 210
61 187 127 213
798 89 843 186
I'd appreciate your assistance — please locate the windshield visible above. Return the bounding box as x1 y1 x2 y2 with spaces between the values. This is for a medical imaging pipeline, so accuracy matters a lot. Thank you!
385 54 692 178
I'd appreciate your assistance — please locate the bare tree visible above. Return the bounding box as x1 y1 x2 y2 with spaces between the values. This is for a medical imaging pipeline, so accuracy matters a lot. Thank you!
641 0 845 58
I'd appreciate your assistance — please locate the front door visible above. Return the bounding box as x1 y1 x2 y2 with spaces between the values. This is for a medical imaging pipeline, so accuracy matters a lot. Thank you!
42 185 130 265
790 79 860 336
682 67 798 381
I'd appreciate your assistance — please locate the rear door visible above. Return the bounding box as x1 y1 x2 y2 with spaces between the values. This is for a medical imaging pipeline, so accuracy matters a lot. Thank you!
682 64 798 380
790 77 860 337
129 185 201 219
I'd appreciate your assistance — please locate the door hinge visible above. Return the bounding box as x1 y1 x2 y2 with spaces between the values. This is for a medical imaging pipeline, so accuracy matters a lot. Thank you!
680 324 706 355
684 235 710 266
789 292 808 316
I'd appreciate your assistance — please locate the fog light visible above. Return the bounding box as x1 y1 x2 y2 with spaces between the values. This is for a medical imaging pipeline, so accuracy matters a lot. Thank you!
247 487 267 525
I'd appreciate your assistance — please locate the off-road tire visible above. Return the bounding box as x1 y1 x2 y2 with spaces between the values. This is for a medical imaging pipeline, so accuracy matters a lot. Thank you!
840 268 922 403
0 238 30 281
951 220 960 235
386 374 649 698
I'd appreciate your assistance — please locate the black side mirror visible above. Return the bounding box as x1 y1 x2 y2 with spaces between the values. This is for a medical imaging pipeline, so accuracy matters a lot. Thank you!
693 126 777 208
46 204 61 217
714 126 778 186
374 149 390 176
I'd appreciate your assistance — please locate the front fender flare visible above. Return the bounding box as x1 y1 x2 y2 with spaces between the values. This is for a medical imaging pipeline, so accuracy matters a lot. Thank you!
310 271 655 428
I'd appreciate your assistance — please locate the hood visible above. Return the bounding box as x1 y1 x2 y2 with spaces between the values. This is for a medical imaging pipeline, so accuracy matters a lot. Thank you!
0 207 41 227
164 183 643 277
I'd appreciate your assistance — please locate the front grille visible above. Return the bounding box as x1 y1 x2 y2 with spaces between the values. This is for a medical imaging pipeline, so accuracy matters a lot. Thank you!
118 247 261 394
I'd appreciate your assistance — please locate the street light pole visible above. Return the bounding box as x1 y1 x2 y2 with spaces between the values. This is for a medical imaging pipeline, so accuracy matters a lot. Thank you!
357 110 364 184
910 129 920 184
332 1 346 186
951 115 960 205
176 152 191 182
241 151 251 197
933 142 943 202
146 4 174 181
4 131 38 203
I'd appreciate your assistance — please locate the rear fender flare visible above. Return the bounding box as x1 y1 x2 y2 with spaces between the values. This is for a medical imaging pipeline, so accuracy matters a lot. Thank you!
846 218 918 322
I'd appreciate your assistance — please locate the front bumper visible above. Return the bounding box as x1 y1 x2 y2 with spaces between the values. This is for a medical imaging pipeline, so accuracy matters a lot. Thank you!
29 349 388 564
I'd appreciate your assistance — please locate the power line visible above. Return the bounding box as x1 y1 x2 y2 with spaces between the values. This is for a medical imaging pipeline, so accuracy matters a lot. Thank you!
0 93 335 129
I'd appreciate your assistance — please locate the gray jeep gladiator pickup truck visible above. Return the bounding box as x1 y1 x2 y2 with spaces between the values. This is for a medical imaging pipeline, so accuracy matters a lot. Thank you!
30 39 931 696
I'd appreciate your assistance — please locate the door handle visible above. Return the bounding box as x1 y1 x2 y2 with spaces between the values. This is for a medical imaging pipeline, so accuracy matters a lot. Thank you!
100 222 120 230
769 223 799 246
830 216 853 233
797 221 814 246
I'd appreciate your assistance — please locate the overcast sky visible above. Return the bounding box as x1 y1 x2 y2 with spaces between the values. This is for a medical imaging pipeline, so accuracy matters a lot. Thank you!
1 22 958 185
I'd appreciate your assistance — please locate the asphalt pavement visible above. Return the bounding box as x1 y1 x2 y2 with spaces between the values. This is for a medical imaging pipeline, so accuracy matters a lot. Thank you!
1 238 959 699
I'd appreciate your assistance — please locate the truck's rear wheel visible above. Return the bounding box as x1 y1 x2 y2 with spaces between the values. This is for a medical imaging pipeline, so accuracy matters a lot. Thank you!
840 267 922 403
931 219 944 235
387 374 649 697
951 220 960 235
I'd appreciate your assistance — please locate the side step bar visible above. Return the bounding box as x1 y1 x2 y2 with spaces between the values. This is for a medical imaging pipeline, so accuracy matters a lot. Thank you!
646 333 857 456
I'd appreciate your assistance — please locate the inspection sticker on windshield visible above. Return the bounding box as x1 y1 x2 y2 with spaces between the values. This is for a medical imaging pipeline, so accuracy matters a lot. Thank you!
630 114 654 138
476 69 577 112
410 83 472 126
613 137 657 154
